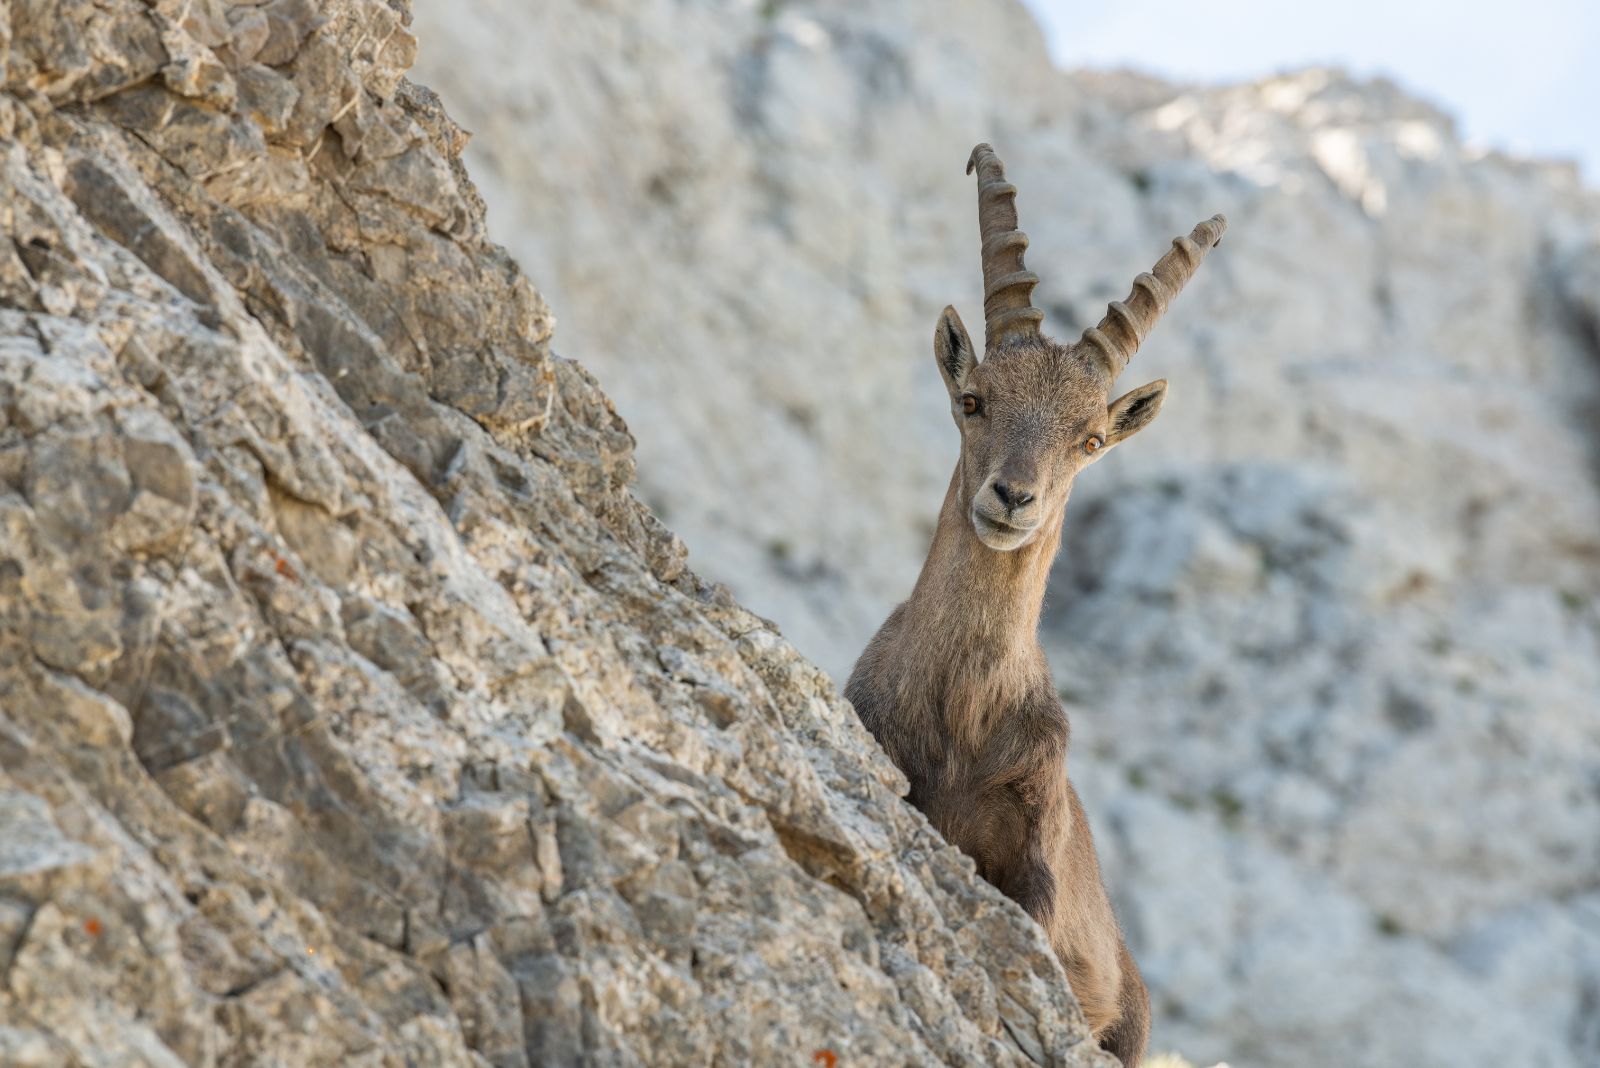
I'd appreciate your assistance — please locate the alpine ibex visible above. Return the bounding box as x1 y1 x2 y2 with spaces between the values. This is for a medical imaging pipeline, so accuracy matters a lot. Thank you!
845 144 1225 1067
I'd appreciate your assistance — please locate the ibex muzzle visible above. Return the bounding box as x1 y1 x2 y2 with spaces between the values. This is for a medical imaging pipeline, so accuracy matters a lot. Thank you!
846 142 1227 1068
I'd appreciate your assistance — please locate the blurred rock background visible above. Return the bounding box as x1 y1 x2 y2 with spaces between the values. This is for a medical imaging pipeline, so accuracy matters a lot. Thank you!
410 1 1600 1065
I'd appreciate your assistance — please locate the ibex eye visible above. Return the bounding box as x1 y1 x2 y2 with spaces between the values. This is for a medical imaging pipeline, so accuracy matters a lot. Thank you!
961 394 981 416
1084 436 1104 454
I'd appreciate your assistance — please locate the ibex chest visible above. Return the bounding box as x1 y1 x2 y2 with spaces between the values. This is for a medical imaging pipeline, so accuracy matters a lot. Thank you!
907 680 1069 881
883 671 1070 828
932 661 1065 756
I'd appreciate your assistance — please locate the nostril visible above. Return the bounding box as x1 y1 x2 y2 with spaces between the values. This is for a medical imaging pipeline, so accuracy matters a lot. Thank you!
993 482 1034 510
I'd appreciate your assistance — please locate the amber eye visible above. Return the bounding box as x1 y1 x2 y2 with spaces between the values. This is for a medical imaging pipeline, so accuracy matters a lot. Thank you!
1083 435 1104 455
961 394 981 416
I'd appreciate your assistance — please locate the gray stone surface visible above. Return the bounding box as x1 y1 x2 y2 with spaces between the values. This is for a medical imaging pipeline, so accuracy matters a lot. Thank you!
0 2 1113 1064
409 2 1600 1065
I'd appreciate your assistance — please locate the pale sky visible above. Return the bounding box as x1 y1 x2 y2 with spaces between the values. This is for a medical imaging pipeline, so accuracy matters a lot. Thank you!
1021 0 1600 183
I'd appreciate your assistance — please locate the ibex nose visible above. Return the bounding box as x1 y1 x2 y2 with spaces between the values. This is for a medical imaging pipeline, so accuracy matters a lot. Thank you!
992 481 1035 511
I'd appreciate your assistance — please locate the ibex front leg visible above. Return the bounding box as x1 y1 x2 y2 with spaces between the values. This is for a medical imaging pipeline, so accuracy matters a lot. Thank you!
994 781 1059 925
985 726 1129 1041
976 713 1067 926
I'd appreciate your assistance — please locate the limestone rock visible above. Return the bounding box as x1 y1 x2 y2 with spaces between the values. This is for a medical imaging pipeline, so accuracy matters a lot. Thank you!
0 2 1113 1065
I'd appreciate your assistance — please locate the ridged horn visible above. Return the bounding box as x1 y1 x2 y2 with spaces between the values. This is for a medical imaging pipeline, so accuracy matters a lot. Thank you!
966 144 1044 350
1078 214 1227 380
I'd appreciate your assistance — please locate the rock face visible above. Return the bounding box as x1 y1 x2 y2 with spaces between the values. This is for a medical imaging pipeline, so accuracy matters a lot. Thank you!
0 2 1115 1065
409 2 1600 1066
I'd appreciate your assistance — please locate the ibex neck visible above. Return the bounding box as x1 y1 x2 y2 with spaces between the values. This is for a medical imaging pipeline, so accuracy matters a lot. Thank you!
902 466 1066 665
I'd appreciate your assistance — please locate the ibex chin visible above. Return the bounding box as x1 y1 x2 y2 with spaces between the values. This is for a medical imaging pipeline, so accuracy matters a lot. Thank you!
846 144 1225 1067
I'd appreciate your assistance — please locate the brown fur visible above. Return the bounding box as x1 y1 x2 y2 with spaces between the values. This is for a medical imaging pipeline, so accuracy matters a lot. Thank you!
845 147 1223 1067
846 329 1155 1066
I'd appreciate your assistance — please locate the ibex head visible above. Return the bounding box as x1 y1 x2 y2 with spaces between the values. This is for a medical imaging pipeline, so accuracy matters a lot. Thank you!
936 144 1226 551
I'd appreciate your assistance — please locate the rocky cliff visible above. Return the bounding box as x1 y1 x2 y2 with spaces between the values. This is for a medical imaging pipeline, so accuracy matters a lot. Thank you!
409 2 1600 1066
0 1 1119 1064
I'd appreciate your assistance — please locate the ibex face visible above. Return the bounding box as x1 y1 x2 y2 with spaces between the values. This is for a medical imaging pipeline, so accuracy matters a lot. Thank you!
935 312 1167 551
944 144 1225 552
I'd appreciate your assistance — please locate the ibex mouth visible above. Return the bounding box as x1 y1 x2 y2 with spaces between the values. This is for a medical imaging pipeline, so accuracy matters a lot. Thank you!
971 508 1037 551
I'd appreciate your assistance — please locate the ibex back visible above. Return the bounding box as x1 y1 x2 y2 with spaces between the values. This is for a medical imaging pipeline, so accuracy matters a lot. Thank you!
845 143 1226 1068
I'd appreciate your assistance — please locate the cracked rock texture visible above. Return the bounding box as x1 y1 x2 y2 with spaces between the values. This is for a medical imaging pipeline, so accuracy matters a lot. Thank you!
0 1 1116 1065
410 1 1600 1066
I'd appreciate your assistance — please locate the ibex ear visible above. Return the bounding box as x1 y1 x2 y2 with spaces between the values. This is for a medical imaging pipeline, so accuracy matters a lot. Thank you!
1104 379 1167 447
934 306 977 400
